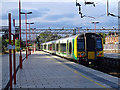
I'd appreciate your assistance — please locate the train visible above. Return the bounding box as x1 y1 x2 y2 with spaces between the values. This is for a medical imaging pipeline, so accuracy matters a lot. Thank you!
41 33 104 65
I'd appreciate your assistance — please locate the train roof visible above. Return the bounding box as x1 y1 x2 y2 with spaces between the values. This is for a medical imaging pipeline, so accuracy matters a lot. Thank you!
41 34 78 45
41 40 57 45
41 33 102 45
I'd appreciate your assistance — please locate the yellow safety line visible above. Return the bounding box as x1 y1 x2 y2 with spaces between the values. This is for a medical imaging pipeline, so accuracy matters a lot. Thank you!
46 55 107 89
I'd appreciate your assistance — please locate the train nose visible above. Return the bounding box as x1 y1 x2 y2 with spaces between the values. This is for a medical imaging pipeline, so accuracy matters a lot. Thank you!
88 51 95 59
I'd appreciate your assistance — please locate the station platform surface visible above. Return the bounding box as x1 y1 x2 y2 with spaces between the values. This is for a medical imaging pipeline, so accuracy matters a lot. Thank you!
2 51 26 89
13 51 119 89
104 53 120 59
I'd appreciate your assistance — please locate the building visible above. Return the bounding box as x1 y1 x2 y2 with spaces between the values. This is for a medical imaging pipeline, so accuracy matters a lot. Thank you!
104 33 120 53
105 33 119 44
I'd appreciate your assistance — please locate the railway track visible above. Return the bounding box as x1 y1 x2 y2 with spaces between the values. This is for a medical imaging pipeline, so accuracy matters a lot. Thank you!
95 57 120 78
77 57 120 78
56 53 120 78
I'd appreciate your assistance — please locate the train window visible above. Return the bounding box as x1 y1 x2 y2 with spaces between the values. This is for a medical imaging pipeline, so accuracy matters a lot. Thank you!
78 37 84 39
67 40 68 51
69 42 72 54
48 44 52 50
48 44 51 50
52 43 55 50
91 35 96 38
60 43 66 53
96 38 102 51
56 44 59 51
73 40 74 52
77 39 85 51
44 44 47 50
41 45 43 50
48 44 50 50
50 44 52 50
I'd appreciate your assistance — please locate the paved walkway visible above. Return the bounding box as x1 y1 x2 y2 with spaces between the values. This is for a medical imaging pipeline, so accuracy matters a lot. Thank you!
2 51 26 89
12 51 119 89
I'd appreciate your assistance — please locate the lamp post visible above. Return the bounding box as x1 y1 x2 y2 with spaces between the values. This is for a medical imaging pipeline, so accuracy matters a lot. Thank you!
19 0 22 69
20 12 32 59
91 21 99 33
32 28 36 53
26 22 34 55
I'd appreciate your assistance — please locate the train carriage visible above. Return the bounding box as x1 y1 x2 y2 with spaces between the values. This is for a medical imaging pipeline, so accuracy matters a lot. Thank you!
41 40 56 54
56 35 77 58
41 33 104 65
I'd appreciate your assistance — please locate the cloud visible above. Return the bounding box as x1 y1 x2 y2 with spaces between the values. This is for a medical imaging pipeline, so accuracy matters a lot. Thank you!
1 1 118 30
2 8 50 20
33 21 76 29
45 13 76 20
2 0 75 2
2 0 119 3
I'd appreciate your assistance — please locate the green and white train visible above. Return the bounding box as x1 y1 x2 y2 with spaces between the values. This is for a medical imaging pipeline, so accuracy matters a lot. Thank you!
41 33 104 65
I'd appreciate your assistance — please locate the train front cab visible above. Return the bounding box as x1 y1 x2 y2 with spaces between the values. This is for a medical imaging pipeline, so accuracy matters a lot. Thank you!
85 33 104 65
96 36 104 65
74 34 85 64
75 33 104 65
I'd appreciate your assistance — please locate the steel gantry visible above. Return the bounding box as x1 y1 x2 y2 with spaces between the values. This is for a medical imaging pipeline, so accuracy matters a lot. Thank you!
1 28 119 36
19 28 119 34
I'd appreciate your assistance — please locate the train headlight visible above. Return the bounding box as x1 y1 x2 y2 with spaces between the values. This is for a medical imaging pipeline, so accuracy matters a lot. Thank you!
99 53 102 56
81 53 84 56
97 53 99 55
79 53 84 57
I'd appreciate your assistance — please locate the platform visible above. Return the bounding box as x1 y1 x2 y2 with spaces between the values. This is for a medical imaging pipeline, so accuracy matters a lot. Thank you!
9 51 119 89
2 51 26 89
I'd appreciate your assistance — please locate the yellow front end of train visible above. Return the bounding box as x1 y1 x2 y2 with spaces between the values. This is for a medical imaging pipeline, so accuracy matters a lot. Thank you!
75 33 104 65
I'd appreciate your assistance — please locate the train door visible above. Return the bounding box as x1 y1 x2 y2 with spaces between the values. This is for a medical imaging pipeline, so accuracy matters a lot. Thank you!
86 34 96 61
59 41 60 54
72 39 74 59
69 41 72 55
67 40 69 56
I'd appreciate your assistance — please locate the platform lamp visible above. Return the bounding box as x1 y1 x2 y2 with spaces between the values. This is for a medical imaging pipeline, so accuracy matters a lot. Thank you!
26 22 34 55
32 28 36 53
91 21 99 33
20 11 32 59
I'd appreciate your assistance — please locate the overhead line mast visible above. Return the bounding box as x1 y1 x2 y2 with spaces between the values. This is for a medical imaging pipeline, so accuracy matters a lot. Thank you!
76 0 96 18
107 0 109 16
107 0 120 18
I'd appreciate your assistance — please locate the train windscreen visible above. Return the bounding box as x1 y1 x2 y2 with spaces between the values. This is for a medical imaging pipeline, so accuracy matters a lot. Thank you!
96 38 102 51
77 39 85 51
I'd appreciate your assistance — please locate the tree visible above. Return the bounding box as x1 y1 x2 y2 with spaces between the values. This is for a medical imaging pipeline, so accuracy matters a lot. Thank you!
1 38 9 53
38 31 62 43
36 31 62 50
98 33 107 44
15 39 20 47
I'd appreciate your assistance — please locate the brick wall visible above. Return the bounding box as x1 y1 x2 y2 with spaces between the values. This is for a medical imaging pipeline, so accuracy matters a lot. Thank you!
105 33 119 44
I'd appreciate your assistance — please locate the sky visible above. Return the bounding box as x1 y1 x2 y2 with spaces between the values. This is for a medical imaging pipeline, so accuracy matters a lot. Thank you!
0 0 119 30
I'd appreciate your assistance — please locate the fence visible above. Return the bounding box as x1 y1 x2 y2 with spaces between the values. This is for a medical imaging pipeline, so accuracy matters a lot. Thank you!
104 44 120 53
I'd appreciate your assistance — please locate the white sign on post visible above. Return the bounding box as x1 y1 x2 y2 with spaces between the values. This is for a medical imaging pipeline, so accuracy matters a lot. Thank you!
7 44 16 49
12 45 15 49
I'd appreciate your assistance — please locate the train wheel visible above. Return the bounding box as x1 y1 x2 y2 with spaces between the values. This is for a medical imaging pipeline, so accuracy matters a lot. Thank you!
78 59 81 64
74 60 77 63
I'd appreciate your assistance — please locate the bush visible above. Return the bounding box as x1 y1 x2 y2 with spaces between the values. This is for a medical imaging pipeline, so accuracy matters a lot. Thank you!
16 46 20 52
